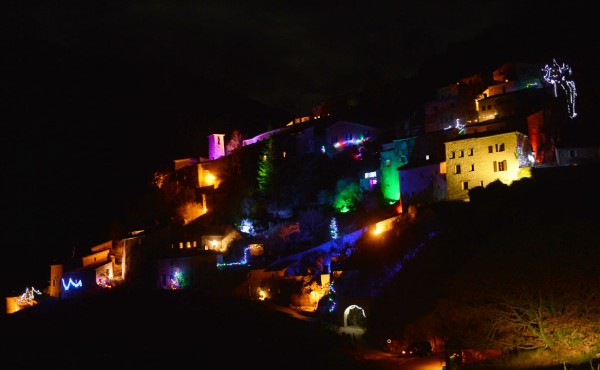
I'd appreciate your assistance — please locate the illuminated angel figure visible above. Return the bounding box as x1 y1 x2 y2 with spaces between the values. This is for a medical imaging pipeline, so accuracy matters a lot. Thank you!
542 59 577 119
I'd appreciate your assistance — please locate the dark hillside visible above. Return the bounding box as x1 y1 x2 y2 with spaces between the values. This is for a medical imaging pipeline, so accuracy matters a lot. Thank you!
1 286 377 370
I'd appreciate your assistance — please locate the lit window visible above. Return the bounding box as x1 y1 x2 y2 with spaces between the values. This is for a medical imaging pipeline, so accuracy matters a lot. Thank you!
493 160 508 172
498 160 507 171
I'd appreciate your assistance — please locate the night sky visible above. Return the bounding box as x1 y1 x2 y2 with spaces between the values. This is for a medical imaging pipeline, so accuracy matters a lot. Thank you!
1 1 595 295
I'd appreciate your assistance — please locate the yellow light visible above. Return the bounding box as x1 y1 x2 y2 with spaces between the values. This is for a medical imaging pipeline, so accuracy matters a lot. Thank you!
206 172 215 183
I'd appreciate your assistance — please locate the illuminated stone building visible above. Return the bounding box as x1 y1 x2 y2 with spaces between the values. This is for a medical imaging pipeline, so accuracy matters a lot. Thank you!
444 130 534 201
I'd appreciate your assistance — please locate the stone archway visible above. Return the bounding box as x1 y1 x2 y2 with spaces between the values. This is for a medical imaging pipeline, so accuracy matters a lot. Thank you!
343 304 367 327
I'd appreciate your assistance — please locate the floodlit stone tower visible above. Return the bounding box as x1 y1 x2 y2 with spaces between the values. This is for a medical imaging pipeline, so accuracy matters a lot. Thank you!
208 134 225 160
49 263 63 298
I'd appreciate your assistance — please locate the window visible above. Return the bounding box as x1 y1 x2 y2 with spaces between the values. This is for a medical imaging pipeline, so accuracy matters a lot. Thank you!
469 164 475 171
468 148 474 156
459 150 464 158
386 159 391 167
488 145 493 153
494 160 508 172
455 164 461 174
461 181 469 190
498 160 507 171
495 143 505 152
449 151 455 159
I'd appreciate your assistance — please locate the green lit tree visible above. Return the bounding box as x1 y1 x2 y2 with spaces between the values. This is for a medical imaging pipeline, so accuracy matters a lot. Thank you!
332 177 363 213
257 136 275 195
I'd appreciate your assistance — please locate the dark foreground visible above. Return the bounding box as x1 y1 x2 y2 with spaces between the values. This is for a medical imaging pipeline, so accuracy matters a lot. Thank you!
2 288 380 370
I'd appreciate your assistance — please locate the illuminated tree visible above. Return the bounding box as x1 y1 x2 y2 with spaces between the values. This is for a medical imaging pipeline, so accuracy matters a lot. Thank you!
417 219 600 361
257 136 275 195
177 201 204 225
333 178 363 213
226 129 244 154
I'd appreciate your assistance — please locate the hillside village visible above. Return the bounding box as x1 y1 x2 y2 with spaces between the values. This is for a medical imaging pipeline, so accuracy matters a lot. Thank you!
6 59 600 366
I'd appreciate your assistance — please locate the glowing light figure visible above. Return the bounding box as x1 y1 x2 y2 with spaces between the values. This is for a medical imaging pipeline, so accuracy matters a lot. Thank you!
445 119 465 133
17 287 41 306
170 269 185 290
543 59 577 118
96 276 112 288
239 219 255 235
61 277 82 290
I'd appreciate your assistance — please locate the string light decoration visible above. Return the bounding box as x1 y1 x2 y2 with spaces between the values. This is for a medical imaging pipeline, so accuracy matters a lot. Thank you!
332 137 367 149
217 246 251 268
17 287 41 306
327 281 337 313
330 217 339 239
61 277 82 291
542 59 577 119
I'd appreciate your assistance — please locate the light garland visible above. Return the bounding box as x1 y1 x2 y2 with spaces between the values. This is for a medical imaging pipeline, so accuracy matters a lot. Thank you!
327 281 337 313
61 277 82 291
217 246 251 268
542 59 577 119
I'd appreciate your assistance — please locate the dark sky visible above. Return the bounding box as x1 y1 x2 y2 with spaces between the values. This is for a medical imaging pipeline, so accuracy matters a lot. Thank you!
1 1 594 294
